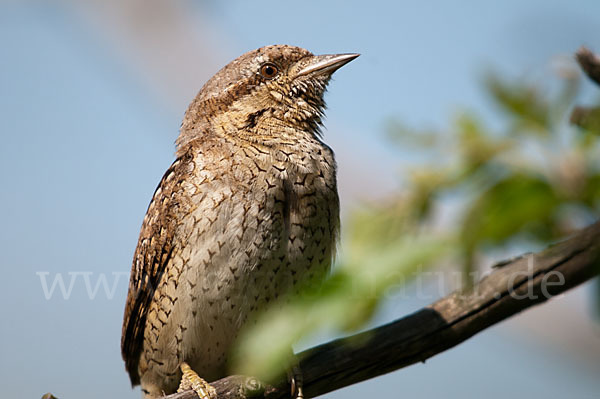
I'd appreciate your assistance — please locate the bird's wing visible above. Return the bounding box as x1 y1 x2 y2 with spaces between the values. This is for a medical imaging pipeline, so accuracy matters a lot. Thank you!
121 153 190 385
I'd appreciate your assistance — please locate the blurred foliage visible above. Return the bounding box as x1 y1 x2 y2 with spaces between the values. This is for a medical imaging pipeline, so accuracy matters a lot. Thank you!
232 234 452 380
232 60 600 379
386 68 600 278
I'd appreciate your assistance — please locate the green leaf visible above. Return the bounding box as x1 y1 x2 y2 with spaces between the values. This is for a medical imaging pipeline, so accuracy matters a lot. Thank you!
462 174 560 247
485 74 551 133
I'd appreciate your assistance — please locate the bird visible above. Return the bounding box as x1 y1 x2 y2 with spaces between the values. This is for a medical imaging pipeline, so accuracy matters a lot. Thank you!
121 44 359 399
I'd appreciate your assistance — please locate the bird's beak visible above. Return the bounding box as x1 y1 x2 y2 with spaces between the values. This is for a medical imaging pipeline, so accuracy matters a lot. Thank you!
295 53 360 78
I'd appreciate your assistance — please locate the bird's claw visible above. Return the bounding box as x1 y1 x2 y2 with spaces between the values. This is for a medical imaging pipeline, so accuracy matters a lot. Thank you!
178 362 217 399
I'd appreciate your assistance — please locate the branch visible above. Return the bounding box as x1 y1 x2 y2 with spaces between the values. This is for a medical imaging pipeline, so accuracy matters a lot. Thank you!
168 221 600 399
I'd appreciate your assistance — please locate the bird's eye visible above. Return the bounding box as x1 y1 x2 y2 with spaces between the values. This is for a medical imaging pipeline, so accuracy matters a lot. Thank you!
260 63 279 79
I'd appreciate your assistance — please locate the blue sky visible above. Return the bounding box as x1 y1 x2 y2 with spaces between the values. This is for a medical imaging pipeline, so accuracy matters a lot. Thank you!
1 1 599 398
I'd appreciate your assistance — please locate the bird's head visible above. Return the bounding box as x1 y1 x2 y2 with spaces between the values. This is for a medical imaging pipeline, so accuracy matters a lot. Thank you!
178 45 359 151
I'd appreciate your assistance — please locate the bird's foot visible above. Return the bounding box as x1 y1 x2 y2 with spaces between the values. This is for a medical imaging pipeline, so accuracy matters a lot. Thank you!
288 365 304 399
178 362 217 399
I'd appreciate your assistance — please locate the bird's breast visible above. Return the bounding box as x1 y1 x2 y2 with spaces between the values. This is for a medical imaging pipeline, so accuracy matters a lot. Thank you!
144 138 339 380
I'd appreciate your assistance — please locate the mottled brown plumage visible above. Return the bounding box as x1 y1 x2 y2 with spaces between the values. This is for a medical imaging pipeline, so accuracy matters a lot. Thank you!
121 45 358 398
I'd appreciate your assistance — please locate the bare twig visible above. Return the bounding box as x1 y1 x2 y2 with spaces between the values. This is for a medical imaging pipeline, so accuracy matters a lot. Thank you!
570 105 600 130
571 47 600 131
576 46 600 86
167 221 600 399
